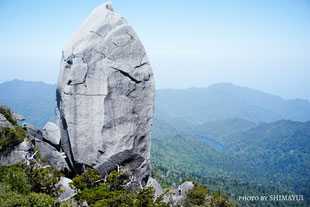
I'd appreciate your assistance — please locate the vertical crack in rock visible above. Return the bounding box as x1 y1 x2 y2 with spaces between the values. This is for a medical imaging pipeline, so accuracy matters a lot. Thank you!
56 89 75 172
56 1 154 188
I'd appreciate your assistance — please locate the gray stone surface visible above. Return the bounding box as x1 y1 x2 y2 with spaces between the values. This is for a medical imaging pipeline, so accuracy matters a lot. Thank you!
147 177 163 197
0 139 33 166
56 1 154 187
57 177 75 202
22 122 43 141
172 181 194 206
43 122 61 147
34 138 70 175
147 177 169 203
0 113 14 130
177 181 195 196
12 113 25 121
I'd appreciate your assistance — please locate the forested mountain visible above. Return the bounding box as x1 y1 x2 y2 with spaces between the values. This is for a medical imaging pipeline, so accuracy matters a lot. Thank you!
0 80 56 129
155 82 310 123
217 120 310 199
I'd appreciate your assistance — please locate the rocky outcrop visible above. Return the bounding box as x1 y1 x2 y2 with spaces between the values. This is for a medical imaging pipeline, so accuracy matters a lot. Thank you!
0 110 71 177
147 177 164 197
57 177 76 202
0 112 35 166
0 139 33 166
0 113 14 130
12 113 25 121
22 122 70 175
22 122 43 141
147 177 169 203
43 122 61 147
56 1 154 187
172 181 194 206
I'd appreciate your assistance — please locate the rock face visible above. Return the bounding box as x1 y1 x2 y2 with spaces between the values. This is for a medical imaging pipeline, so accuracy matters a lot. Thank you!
56 1 154 187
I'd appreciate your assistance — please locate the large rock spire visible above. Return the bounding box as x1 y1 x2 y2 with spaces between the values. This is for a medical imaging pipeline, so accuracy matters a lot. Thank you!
56 1 154 187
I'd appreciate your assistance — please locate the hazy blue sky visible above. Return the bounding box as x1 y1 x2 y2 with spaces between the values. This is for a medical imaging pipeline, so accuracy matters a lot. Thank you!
0 0 309 100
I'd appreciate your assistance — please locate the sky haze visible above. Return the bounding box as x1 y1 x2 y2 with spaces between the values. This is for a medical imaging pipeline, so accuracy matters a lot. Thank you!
0 0 309 100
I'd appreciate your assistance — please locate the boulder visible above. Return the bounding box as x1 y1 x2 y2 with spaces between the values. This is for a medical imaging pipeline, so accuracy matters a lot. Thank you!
147 177 169 203
0 139 33 166
34 138 70 175
57 177 75 202
22 122 43 141
56 1 154 187
12 113 25 121
176 181 195 196
147 177 163 197
43 122 61 147
172 181 194 206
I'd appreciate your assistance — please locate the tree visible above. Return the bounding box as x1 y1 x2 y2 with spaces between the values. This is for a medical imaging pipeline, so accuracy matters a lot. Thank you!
24 162 63 197
208 190 234 207
0 163 57 207
0 105 27 151
185 183 209 206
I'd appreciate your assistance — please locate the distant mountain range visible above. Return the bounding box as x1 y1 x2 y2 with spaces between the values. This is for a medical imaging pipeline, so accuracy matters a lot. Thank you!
1 80 310 129
155 82 310 124
0 80 56 129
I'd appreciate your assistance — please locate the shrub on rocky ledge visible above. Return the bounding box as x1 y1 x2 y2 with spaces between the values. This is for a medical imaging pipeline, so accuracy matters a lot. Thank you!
0 163 61 207
0 106 27 151
70 167 169 207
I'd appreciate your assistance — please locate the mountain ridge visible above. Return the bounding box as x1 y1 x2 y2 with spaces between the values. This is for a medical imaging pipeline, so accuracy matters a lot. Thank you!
155 82 310 123
2 79 310 129
0 79 56 129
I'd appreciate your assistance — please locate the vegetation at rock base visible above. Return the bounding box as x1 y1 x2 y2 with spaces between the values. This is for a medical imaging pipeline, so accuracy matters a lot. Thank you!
0 106 18 126
0 105 27 151
0 162 171 206
184 182 210 207
70 167 169 207
0 161 238 207
208 190 235 207
0 191 56 207
0 163 61 207
24 162 63 197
